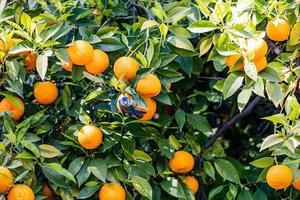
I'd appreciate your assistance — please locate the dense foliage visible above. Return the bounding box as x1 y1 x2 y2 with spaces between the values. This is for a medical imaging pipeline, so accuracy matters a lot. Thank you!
0 0 300 200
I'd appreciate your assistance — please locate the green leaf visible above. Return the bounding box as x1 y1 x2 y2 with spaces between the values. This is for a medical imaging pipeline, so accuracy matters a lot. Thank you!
259 67 280 82
216 45 239 56
253 77 265 97
167 36 194 52
204 161 215 180
250 157 274 168
214 159 240 183
68 157 85 176
160 178 185 198
167 7 191 23
88 159 107 182
266 82 282 107
36 54 48 80
237 88 252 112
187 114 212 134
158 139 173 159
290 21 300 46
223 72 244 99
237 190 254 200
263 114 288 125
188 20 218 33
121 136 135 156
253 188 268 200
55 48 69 64
244 59 257 81
175 109 186 131
155 93 171 105
39 144 63 158
16 151 35 159
131 176 152 199
133 150 152 162
260 134 284 151
168 135 182 150
208 185 225 200
78 186 99 199
141 20 158 31
47 163 77 183
200 38 213 56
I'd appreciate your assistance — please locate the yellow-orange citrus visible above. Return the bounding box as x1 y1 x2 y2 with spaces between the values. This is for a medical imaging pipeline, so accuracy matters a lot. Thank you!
266 19 290 42
78 125 103 149
62 61 73 72
0 166 14 193
253 56 267 72
67 40 94 65
85 49 109 75
24 52 37 71
7 184 35 200
136 74 161 97
42 184 53 200
183 176 199 194
0 97 25 120
266 165 293 190
246 38 268 60
169 150 194 173
225 54 244 70
99 183 126 200
34 81 58 105
113 56 139 80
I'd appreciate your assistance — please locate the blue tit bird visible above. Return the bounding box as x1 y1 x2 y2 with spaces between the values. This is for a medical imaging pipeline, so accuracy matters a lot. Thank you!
117 94 146 119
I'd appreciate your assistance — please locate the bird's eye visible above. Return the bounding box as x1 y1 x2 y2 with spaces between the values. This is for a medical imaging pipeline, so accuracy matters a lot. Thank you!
120 96 130 106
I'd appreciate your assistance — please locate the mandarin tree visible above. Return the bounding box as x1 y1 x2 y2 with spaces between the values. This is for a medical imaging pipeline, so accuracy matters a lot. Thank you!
0 0 300 200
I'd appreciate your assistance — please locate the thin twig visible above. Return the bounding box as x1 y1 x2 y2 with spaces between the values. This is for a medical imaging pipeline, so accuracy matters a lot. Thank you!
197 96 261 200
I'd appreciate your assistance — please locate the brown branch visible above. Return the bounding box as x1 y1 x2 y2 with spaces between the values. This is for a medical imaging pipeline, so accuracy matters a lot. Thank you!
197 96 261 200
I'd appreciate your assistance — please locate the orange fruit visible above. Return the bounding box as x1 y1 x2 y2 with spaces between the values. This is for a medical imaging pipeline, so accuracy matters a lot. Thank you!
0 166 14 193
99 183 126 200
183 176 199 194
266 19 290 41
34 81 58 105
169 150 194 173
7 184 35 200
78 125 103 149
266 165 293 190
246 38 268 60
62 61 73 72
253 56 267 72
42 184 53 200
225 54 244 70
136 74 162 97
85 49 109 75
67 40 94 65
0 97 25 120
113 56 139 80
24 52 37 71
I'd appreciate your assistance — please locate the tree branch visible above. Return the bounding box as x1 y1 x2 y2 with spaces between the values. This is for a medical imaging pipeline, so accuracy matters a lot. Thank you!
197 96 261 200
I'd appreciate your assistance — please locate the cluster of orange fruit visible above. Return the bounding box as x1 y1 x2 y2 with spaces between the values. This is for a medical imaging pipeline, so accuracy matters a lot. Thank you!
0 38 37 71
266 165 300 191
169 150 199 194
225 18 290 72
0 159 124 200
62 40 163 121
0 81 58 120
